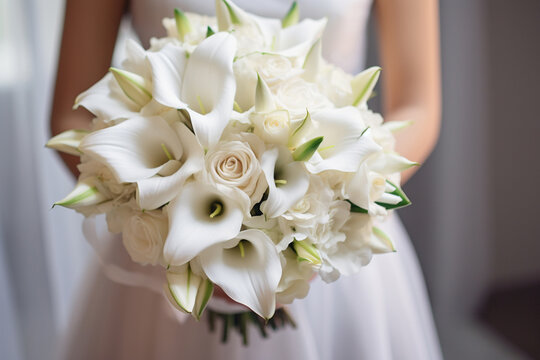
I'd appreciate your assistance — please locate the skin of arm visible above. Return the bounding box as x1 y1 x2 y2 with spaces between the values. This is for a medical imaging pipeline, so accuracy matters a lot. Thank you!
50 0 127 176
374 0 441 183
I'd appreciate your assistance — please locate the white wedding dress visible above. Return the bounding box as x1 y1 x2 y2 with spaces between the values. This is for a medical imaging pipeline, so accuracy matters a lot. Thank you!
61 1 443 359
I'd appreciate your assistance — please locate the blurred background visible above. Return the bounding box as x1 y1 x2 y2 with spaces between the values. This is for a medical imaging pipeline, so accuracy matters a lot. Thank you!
0 0 538 359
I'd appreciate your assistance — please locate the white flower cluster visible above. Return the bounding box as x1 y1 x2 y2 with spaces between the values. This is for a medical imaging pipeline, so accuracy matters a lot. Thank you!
47 0 417 320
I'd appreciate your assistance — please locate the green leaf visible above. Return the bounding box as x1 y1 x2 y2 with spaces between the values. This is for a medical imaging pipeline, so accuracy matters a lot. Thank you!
281 2 299 28
205 26 215 38
109 67 152 106
347 200 368 213
351 66 381 106
174 8 192 40
46 129 88 156
292 136 323 161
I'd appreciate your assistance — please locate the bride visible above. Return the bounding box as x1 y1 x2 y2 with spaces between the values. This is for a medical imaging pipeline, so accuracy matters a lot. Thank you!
51 0 442 359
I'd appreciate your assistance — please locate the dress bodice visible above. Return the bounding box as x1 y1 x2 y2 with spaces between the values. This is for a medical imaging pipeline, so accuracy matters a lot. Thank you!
130 0 373 72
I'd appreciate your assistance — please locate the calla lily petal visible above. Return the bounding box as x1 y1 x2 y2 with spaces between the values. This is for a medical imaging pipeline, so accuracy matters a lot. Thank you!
147 43 189 109
260 147 309 218
136 122 204 210
165 265 202 314
276 18 327 58
382 119 414 133
46 129 88 156
163 182 243 266
370 226 396 253
193 278 214 320
74 73 140 119
109 67 152 107
302 38 322 81
54 176 109 209
281 1 299 28
181 33 237 148
352 66 381 106
302 107 382 173
122 39 151 79
370 152 420 175
79 116 184 183
255 73 275 113
199 229 282 319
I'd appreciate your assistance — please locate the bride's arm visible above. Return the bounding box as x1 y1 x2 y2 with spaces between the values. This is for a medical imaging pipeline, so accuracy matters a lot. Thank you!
374 0 441 183
50 0 128 176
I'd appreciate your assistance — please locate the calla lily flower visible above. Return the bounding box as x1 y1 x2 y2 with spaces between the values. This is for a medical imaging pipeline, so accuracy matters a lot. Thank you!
199 229 282 319
46 129 88 156
216 0 326 58
351 66 381 107
54 176 109 209
291 107 382 174
74 40 152 120
260 146 309 218
79 116 204 210
163 181 244 266
147 33 237 148
165 264 214 319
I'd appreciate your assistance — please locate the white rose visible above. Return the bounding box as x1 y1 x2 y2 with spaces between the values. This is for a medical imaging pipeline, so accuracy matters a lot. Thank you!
205 137 267 205
122 210 168 265
233 54 301 111
275 78 333 120
251 110 290 145
253 54 301 87
318 64 354 107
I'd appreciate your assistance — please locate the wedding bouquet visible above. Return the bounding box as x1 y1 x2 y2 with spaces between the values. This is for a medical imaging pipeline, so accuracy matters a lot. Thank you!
47 0 415 342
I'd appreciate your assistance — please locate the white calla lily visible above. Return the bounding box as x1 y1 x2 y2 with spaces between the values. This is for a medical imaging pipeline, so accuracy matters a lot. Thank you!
369 152 419 175
199 229 282 319
79 116 204 210
165 264 203 314
46 129 88 156
54 176 109 209
370 226 396 253
351 66 381 107
216 0 325 59
347 163 387 216
147 33 237 148
292 107 382 173
163 181 243 266
75 39 153 119
74 73 140 120
260 146 309 218
302 38 322 81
